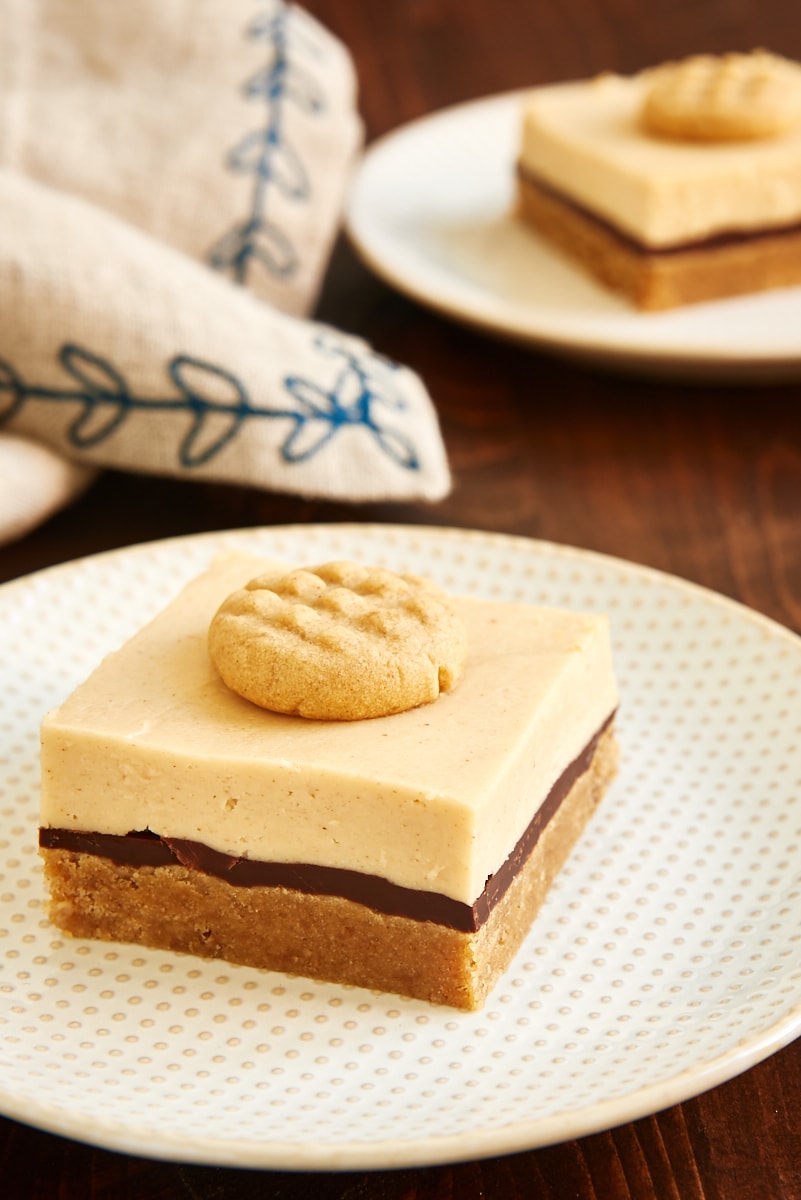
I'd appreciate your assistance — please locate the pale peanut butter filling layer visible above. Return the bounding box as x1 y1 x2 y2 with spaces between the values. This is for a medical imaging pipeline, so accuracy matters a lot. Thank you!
519 72 801 248
40 553 619 906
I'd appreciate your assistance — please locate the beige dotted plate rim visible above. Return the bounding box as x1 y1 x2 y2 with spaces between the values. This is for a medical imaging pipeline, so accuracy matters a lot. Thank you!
2 522 801 1170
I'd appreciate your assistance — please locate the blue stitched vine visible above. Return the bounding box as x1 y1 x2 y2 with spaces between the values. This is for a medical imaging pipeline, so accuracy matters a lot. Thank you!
208 2 324 288
0 338 421 475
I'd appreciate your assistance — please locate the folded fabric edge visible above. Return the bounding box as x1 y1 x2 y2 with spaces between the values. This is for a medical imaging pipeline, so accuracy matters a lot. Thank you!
0 432 98 547
0 168 452 506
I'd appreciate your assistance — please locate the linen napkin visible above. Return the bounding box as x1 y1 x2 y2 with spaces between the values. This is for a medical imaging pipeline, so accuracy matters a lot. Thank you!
0 0 451 547
0 433 96 545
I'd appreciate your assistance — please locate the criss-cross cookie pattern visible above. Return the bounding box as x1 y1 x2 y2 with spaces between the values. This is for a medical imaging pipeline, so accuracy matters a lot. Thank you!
642 50 801 141
208 558 466 719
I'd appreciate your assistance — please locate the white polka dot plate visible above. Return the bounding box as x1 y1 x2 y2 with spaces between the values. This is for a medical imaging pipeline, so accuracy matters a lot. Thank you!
3 523 801 1169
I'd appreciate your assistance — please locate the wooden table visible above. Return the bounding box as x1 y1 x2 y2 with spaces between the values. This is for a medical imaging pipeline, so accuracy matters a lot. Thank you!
3 2 801 1195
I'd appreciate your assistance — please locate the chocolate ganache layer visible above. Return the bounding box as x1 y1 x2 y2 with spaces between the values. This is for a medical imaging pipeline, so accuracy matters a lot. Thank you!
40 713 615 934
517 164 801 256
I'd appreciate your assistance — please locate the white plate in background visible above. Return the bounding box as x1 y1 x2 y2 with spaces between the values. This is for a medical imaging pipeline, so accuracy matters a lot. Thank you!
346 92 801 380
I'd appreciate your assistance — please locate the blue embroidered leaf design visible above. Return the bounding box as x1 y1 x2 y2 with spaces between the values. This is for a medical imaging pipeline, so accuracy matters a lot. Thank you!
282 376 337 419
227 132 308 200
245 62 324 116
243 64 282 102
285 72 324 115
365 424 420 471
208 219 297 279
282 416 339 463
226 128 274 174
208 3 326 288
261 138 309 200
280 377 342 462
281 63 325 114
0 333 423 485
169 357 252 467
282 339 424 473
59 344 130 447
246 222 298 275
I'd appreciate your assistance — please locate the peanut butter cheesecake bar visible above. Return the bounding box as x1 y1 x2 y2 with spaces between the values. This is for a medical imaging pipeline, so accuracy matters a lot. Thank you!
39 552 619 1010
517 51 801 309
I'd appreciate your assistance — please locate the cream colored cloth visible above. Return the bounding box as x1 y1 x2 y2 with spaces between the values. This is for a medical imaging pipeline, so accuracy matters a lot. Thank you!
0 433 95 544
0 0 360 318
0 1 451 546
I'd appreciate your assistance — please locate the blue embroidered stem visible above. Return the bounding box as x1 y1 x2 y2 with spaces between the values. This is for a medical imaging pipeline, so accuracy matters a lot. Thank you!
0 339 421 475
208 2 324 288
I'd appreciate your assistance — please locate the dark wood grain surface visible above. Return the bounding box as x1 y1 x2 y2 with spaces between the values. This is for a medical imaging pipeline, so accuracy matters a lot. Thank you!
4 2 801 1196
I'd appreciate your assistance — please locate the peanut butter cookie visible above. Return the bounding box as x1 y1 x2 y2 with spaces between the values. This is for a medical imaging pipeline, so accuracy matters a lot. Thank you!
641 50 801 142
208 561 467 720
